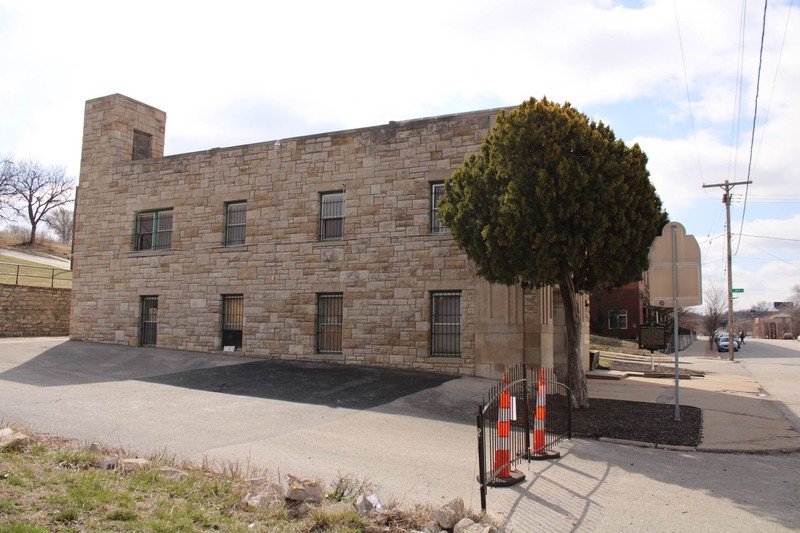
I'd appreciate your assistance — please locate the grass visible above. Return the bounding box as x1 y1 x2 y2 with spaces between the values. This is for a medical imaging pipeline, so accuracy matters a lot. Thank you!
0 255 72 289
0 430 486 532
589 334 651 356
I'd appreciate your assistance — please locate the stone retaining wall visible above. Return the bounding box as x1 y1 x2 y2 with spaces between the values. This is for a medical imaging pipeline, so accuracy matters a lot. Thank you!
0 284 71 337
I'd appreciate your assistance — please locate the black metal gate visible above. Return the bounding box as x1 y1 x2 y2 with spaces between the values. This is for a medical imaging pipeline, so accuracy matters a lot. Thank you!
477 364 571 511
140 296 158 347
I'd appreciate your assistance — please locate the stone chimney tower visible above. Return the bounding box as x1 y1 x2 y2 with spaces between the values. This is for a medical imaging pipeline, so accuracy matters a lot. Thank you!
71 94 166 340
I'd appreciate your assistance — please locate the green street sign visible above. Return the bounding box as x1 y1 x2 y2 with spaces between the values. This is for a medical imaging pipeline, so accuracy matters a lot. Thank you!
731 288 744 293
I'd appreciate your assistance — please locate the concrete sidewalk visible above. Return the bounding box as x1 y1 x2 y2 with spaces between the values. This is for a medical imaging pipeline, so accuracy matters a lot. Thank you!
588 339 800 453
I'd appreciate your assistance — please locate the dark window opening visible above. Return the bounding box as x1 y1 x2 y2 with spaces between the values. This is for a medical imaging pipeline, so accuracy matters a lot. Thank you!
134 210 172 251
430 182 447 234
140 296 158 347
431 291 461 357
319 192 344 241
222 294 244 350
132 130 152 161
317 293 343 354
225 202 247 246
608 310 628 330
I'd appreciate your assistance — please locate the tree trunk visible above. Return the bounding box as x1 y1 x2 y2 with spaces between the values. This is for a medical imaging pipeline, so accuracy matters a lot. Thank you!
28 222 37 245
558 271 589 409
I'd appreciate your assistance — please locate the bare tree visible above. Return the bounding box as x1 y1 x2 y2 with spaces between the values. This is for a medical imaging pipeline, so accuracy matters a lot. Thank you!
0 157 15 220
701 284 727 347
45 205 74 244
6 159 74 244
750 301 773 314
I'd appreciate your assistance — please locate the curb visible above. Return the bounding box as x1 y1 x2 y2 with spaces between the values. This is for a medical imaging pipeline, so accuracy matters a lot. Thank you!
595 437 800 455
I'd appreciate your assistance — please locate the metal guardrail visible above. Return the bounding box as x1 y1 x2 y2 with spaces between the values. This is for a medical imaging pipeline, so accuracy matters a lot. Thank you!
663 332 697 354
0 262 72 288
477 364 571 512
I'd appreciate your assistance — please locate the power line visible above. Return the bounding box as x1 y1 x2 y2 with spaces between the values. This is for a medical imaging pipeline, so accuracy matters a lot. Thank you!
672 0 705 183
737 233 800 243
735 0 769 255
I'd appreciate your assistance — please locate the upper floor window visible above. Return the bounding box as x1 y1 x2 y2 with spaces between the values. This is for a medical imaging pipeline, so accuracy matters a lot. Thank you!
224 201 247 246
134 209 173 251
132 130 152 160
430 182 447 234
608 310 628 330
319 191 344 241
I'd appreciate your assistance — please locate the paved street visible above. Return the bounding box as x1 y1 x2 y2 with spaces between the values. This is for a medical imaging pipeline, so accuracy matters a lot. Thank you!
1 337 799 531
733 338 800 431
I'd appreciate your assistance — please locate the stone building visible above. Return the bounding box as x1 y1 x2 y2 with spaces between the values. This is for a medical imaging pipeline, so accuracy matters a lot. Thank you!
70 93 589 379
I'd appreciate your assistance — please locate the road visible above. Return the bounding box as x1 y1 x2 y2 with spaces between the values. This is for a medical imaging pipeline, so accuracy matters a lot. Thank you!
0 247 71 269
736 338 800 432
1 337 799 532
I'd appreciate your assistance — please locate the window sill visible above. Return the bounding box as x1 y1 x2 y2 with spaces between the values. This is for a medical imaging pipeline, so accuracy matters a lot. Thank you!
214 244 252 252
129 249 174 257
427 355 462 361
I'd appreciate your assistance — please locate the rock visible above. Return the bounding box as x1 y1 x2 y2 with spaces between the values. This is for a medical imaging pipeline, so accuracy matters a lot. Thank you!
87 442 102 455
0 430 30 450
454 518 497 533
314 501 355 519
435 498 465 529
119 458 151 472
285 474 323 504
286 501 310 518
98 457 119 470
422 521 444 532
157 466 188 480
242 483 283 509
0 428 13 439
453 518 477 533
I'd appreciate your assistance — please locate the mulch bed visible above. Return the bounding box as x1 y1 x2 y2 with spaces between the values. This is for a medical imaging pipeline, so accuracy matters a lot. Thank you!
572 398 702 447
573 361 703 447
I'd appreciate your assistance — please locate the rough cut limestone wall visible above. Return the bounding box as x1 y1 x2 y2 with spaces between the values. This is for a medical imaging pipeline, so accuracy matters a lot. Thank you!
71 94 600 377
0 285 71 337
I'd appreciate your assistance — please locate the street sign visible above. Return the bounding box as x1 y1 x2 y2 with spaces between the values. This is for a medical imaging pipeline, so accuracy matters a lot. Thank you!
732 288 744 293
647 222 703 307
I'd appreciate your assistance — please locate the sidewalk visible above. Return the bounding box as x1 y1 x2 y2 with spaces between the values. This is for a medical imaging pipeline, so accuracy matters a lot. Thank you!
588 339 800 453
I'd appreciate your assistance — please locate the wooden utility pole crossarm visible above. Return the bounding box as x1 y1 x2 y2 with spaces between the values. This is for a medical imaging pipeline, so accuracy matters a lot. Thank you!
702 179 752 361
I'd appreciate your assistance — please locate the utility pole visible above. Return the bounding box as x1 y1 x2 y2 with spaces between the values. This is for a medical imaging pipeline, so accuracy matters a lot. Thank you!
703 179 751 361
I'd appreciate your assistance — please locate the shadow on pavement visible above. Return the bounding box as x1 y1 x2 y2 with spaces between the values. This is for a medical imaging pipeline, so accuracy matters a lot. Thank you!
0 339 459 412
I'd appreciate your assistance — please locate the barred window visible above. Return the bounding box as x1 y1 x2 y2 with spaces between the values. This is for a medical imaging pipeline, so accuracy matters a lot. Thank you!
317 293 343 354
431 291 461 357
139 295 158 347
134 210 172 251
222 294 244 350
319 192 344 241
430 182 447 234
608 310 628 330
224 201 247 246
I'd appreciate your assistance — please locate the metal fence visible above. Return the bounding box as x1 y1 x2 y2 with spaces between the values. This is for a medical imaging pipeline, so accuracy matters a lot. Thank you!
0 262 72 288
477 364 571 512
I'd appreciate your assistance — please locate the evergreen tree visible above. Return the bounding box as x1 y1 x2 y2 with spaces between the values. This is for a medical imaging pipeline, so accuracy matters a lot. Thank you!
439 97 667 408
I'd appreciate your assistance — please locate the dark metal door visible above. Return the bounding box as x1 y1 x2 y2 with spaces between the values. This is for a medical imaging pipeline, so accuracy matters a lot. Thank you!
140 296 158 347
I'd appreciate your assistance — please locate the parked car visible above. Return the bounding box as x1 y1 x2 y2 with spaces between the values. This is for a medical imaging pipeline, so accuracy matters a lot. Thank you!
717 335 740 352
784 332 795 340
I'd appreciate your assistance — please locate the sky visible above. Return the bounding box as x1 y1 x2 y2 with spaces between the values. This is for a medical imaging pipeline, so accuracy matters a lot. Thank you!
1 0 798 311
